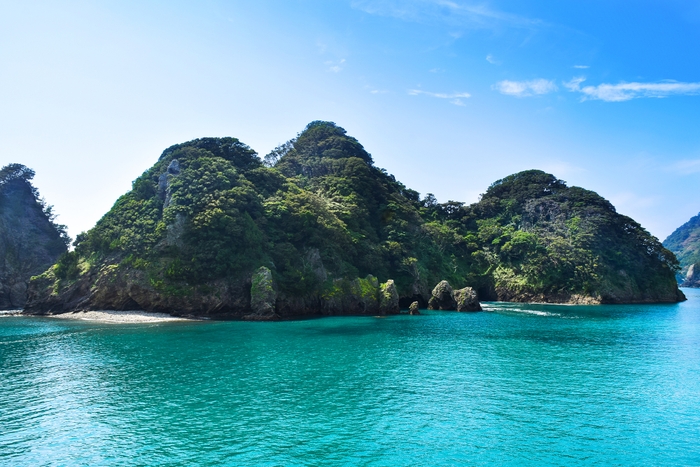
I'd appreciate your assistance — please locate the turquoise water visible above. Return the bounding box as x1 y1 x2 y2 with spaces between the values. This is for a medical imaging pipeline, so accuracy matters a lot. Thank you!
2 290 700 466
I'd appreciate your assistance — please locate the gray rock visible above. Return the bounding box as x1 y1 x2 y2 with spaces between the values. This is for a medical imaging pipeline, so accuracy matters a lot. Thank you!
160 159 181 207
165 213 186 248
379 279 400 315
682 263 700 288
454 287 481 312
428 280 457 310
167 159 180 175
158 172 169 194
409 301 421 315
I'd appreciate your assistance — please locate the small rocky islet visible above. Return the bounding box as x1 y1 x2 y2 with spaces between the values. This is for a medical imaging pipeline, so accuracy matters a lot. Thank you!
0 121 687 319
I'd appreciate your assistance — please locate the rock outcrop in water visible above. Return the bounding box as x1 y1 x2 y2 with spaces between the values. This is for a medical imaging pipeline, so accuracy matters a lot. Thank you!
25 122 685 319
0 164 69 309
454 287 481 312
663 213 700 288
427 280 482 312
428 280 457 310
681 264 700 288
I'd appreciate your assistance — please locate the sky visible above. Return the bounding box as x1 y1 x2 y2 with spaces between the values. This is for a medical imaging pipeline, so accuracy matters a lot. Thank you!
1 0 699 241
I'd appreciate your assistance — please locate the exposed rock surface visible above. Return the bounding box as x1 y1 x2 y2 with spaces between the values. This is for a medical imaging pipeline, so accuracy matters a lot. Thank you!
27 266 402 319
408 301 420 315
454 287 481 312
428 280 457 310
682 263 700 288
0 164 68 309
379 279 400 315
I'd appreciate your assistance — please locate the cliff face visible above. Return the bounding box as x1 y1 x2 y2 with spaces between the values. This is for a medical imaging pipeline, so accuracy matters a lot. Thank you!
0 165 68 309
25 123 684 318
663 213 700 287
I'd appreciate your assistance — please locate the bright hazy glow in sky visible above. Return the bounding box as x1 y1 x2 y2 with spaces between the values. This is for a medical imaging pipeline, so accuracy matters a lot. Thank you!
1 1 699 241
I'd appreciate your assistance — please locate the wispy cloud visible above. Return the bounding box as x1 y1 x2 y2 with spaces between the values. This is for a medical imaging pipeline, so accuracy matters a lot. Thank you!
573 65 589 69
492 79 557 97
351 0 543 30
429 67 445 73
608 192 660 210
565 77 700 102
486 54 501 65
325 59 346 73
408 89 471 106
668 159 700 175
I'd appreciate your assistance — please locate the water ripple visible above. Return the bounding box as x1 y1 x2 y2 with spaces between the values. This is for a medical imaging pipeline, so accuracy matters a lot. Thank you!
2 292 700 466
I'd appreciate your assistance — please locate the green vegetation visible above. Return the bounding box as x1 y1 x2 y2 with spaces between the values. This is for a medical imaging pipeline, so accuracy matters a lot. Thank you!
26 123 683 315
458 170 680 301
0 164 69 308
663 213 700 286
0 164 70 246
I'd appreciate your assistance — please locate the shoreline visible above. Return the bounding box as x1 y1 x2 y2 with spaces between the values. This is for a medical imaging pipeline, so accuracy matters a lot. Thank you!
46 310 193 323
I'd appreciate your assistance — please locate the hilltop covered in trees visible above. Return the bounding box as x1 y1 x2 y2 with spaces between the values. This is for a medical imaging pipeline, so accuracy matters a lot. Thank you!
25 122 684 318
0 164 69 308
664 213 700 287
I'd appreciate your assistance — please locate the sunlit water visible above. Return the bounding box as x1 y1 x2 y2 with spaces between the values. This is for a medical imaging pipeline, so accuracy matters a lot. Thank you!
2 289 700 466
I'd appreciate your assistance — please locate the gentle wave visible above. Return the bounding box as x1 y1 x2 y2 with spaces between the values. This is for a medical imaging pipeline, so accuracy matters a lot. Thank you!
1 292 699 466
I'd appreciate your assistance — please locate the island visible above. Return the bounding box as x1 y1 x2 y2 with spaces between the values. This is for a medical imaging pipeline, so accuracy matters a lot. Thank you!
22 121 685 320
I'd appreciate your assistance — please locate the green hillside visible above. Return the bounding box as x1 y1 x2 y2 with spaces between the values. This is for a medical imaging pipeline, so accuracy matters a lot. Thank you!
0 164 69 308
663 213 700 287
25 122 684 318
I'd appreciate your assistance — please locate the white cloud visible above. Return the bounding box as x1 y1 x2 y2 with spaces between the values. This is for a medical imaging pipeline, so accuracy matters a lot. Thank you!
408 89 471 105
429 68 445 73
492 79 557 97
608 192 660 210
565 77 700 102
564 76 586 92
486 54 501 65
351 0 542 30
573 65 589 69
668 159 700 175
325 59 346 73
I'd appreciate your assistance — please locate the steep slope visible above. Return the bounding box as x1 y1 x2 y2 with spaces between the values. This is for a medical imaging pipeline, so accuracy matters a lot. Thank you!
663 213 700 287
0 164 69 308
25 122 684 318
455 170 683 303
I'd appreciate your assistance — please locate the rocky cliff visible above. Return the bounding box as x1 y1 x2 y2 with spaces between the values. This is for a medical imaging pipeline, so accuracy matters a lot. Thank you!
0 164 69 308
663 213 700 287
24 122 684 318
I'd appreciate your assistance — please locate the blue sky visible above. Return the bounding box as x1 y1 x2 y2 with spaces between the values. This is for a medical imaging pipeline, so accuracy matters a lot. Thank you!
1 0 699 241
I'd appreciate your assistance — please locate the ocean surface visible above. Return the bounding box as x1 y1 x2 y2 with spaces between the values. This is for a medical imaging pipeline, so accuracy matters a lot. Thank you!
2 289 700 466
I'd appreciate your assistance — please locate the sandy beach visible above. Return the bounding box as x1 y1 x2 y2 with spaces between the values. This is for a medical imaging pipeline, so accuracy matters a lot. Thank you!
48 310 191 323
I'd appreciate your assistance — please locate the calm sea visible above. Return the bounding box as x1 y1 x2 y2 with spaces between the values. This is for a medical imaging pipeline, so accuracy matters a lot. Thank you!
2 289 700 466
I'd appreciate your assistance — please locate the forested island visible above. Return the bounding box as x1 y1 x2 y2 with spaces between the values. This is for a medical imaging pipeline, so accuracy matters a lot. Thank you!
664 213 700 288
0 164 69 309
14 122 685 318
